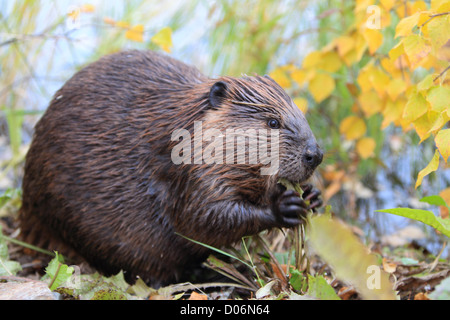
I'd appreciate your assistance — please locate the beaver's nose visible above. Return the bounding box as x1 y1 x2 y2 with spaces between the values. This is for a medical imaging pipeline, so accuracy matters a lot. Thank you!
302 143 323 169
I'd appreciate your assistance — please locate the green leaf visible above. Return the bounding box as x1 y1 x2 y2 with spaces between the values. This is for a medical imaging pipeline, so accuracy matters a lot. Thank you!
375 208 450 238
420 195 450 211
92 289 127 300
308 216 397 300
289 269 306 292
0 188 21 209
0 226 22 276
306 275 340 300
45 252 74 291
400 258 419 265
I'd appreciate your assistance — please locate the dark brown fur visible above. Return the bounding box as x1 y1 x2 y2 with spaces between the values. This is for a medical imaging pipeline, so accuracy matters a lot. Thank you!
19 50 322 286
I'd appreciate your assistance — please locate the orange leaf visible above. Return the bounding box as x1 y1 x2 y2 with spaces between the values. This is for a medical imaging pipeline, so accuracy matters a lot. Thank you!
382 258 397 273
188 291 208 300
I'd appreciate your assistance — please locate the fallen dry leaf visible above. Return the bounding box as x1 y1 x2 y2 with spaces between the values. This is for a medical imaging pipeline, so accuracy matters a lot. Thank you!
414 292 430 300
338 286 357 300
188 291 208 300
382 258 398 273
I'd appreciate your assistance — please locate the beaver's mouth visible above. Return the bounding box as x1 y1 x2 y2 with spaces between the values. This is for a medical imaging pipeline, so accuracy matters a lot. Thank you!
277 170 314 188
276 175 309 192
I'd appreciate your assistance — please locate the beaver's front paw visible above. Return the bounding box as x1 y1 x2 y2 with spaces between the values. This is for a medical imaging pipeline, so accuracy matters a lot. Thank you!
300 183 323 212
273 189 309 227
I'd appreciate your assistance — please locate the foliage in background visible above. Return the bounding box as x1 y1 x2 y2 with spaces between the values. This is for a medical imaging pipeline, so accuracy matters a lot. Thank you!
268 0 450 223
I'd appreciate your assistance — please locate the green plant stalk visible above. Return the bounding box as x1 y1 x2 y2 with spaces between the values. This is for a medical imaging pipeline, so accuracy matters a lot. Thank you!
0 233 55 257
175 232 253 270
241 237 263 286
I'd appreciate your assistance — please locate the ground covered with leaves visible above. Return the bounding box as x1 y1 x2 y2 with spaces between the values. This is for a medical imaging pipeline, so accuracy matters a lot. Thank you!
1 211 449 300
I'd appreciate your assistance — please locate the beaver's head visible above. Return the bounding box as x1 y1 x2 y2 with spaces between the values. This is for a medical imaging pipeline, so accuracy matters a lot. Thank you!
202 75 323 188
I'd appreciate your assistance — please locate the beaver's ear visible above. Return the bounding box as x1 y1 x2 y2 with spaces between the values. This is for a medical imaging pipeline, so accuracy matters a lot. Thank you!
209 81 228 109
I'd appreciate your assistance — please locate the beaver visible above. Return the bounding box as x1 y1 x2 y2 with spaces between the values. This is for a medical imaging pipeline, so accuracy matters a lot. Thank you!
19 50 323 286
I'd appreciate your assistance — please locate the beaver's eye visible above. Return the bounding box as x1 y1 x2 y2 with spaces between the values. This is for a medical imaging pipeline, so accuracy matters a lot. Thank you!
267 119 280 129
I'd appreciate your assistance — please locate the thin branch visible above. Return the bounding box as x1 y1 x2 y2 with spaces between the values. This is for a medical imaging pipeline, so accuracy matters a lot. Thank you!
419 11 450 28
433 65 450 82
0 38 18 47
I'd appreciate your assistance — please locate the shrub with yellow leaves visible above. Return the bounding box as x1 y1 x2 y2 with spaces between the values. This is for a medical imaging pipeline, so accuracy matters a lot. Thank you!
269 0 449 196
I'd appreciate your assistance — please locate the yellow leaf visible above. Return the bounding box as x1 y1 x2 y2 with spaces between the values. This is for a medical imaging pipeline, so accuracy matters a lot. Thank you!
437 1 450 13
428 110 450 133
308 73 335 103
280 64 297 72
435 129 450 163
380 0 395 11
432 0 449 11
411 0 427 13
369 68 390 97
427 86 450 112
340 116 367 140
417 74 434 91
81 4 95 12
125 24 144 43
386 78 407 101
357 65 375 92
354 32 368 62
413 111 440 142
359 90 384 117
363 28 383 55
293 97 308 113
342 49 357 66
318 51 342 73
395 12 421 38
382 98 405 129
357 137 376 159
308 216 397 300
427 15 450 52
415 149 440 189
402 34 431 67
269 67 291 89
67 8 80 21
403 91 429 122
116 21 130 28
418 10 432 25
151 27 173 53
336 36 355 57
302 51 322 69
291 69 313 86
388 41 405 61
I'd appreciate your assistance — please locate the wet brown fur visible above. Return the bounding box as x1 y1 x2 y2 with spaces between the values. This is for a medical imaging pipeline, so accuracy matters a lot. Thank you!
19 50 320 286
